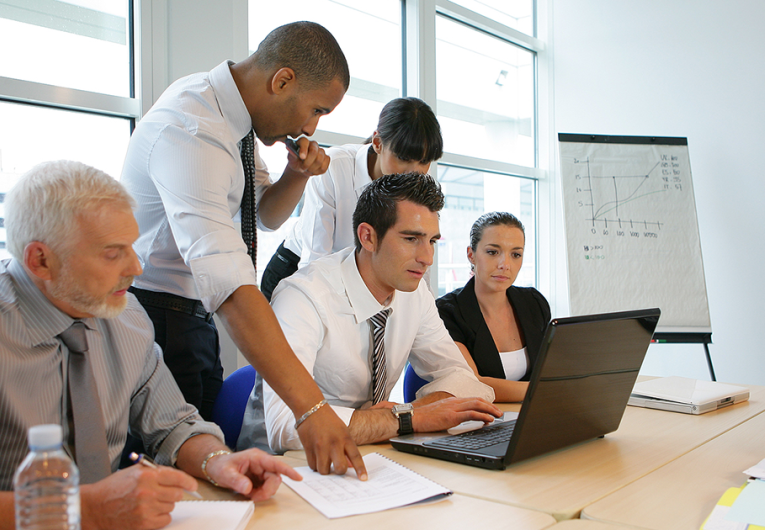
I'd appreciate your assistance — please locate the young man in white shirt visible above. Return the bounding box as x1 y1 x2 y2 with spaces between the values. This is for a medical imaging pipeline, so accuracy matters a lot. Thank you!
239 173 502 453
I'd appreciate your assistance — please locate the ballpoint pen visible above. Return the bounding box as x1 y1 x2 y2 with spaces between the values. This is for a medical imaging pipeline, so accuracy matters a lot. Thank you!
129 452 203 499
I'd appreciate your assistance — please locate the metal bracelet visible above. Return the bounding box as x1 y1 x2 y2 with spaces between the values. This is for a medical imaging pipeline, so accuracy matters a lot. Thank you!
201 449 231 487
294 399 328 430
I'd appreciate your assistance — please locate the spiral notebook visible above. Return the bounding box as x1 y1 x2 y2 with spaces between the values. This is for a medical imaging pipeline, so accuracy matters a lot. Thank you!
282 452 451 518
166 500 254 530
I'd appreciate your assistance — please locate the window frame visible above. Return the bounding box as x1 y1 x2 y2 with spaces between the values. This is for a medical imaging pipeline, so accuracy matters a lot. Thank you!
0 0 141 125
405 0 549 292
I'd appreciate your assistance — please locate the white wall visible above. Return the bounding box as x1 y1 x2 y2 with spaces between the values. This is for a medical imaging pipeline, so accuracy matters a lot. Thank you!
551 0 765 384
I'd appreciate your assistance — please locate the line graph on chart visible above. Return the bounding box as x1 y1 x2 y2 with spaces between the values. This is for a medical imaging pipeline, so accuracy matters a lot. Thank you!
570 152 684 233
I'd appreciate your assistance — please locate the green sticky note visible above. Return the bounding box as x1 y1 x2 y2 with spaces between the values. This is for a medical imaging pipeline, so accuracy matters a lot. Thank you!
725 480 765 526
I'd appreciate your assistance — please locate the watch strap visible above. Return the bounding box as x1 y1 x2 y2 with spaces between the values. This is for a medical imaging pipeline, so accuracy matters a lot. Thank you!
397 410 414 435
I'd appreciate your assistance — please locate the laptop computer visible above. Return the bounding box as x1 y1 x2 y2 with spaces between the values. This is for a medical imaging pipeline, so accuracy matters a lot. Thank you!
628 376 749 414
390 308 661 470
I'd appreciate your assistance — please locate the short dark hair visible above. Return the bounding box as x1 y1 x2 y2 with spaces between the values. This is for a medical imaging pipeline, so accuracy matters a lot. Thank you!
353 173 445 251
365 98 443 163
253 21 350 90
469 212 525 251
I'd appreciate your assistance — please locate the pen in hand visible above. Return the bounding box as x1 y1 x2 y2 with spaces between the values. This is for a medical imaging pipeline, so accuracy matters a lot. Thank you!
128 452 203 499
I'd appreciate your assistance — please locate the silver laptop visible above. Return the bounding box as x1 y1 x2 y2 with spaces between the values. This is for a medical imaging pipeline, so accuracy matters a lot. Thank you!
628 376 749 415
391 308 661 470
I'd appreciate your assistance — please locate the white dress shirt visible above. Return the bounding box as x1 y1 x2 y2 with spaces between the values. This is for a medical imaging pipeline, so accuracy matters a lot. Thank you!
262 247 494 453
282 143 372 267
121 61 273 312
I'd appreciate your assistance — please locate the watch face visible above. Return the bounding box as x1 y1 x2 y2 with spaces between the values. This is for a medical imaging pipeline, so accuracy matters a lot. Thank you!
392 403 413 415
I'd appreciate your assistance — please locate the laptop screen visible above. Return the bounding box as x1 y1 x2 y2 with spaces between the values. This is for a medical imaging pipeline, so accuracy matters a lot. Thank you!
506 309 660 465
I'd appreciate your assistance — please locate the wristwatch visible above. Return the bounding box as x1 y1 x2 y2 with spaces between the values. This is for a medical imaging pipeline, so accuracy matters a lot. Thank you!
391 403 414 435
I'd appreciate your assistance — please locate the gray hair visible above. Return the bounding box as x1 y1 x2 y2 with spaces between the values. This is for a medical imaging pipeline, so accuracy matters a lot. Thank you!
5 160 135 259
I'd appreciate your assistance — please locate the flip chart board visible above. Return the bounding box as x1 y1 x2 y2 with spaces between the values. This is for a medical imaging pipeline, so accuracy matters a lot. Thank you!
558 133 711 333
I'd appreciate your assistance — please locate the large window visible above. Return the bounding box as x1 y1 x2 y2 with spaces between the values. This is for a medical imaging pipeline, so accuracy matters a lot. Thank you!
0 0 137 259
435 15 534 167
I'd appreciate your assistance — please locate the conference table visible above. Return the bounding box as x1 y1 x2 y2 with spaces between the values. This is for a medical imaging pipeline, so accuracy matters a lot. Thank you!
582 404 765 529
194 380 765 528
192 474 559 529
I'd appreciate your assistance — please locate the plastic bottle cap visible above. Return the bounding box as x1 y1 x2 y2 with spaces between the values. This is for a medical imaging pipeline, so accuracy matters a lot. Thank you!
28 424 63 450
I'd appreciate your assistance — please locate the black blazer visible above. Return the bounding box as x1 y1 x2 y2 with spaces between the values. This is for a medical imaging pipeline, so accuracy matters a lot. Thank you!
436 277 551 381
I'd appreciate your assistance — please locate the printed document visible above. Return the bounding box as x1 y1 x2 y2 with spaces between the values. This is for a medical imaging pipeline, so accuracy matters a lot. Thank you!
283 452 451 518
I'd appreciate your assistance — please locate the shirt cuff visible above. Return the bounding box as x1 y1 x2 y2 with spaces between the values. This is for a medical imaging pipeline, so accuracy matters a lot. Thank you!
154 419 225 467
190 252 258 312
329 404 355 427
416 370 495 403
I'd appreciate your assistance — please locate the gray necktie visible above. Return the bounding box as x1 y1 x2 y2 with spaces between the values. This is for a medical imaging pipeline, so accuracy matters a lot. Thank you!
59 321 111 483
369 309 392 405
240 129 258 272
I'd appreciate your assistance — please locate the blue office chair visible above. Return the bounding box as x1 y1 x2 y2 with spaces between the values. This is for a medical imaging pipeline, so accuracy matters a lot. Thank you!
403 363 429 403
211 365 257 449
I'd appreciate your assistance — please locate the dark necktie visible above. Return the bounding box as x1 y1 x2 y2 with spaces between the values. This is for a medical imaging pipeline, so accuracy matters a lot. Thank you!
240 129 258 272
59 321 111 483
369 309 392 405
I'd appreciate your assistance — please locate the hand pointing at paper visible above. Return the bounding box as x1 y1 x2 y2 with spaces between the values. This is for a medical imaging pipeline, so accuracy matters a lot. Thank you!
175 434 302 502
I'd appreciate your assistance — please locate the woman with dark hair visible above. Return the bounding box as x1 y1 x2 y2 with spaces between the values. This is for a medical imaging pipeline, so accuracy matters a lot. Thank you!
436 212 550 402
260 97 443 300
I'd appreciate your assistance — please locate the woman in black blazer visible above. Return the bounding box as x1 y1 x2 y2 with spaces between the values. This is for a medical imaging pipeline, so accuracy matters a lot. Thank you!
437 212 550 402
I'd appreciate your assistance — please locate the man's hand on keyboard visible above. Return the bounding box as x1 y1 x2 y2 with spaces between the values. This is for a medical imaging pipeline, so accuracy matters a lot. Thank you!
411 397 502 433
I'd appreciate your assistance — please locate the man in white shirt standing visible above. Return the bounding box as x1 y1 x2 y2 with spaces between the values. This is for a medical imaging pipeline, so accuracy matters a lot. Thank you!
120 22 365 477
238 173 502 453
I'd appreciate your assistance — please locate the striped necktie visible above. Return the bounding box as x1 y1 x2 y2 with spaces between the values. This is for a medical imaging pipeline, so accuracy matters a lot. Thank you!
59 321 111 483
240 129 257 271
369 309 392 405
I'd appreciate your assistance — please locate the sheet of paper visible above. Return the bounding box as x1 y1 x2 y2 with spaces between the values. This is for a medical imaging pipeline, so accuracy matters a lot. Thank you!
166 500 254 530
744 457 765 480
282 452 451 518
702 504 749 530
725 480 765 527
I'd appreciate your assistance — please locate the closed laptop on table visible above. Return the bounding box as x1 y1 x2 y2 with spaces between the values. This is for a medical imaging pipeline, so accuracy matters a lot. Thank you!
628 376 749 415
391 308 661 470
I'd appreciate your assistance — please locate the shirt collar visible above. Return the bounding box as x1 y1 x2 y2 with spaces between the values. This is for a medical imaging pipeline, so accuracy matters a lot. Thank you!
209 61 253 142
339 248 396 324
353 144 374 195
7 258 87 347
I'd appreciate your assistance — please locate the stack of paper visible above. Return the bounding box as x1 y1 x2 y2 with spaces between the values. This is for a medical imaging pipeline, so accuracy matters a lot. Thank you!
701 457 765 529
167 500 254 530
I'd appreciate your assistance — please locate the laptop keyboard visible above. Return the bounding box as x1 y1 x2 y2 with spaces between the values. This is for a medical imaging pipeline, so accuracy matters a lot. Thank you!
426 420 517 450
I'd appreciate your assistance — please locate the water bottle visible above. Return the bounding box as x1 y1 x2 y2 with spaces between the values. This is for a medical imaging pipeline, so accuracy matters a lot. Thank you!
13 424 81 530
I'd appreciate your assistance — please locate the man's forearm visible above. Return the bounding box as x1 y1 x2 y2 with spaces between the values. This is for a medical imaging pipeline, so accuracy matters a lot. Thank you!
217 285 325 416
347 409 399 445
258 169 310 229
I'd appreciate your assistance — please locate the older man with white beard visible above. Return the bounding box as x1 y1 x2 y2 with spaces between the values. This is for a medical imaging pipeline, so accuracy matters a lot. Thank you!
0 160 300 530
